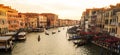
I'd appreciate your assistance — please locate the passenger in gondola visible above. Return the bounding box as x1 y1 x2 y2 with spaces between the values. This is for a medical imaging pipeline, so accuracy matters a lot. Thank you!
58 30 60 32
38 35 40 41
45 32 49 35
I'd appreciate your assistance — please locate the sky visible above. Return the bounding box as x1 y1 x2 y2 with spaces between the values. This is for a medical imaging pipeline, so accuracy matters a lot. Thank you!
0 0 120 20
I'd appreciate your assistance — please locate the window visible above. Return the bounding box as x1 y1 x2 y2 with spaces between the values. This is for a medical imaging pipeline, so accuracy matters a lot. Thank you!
110 19 112 24
0 11 2 15
0 28 1 34
20 23 23 26
8 21 10 24
116 16 118 23
115 27 117 33
105 20 108 24
2 20 5 25
0 10 5 16
0 19 6 25
119 23 120 27
0 19 2 24
14 20 16 23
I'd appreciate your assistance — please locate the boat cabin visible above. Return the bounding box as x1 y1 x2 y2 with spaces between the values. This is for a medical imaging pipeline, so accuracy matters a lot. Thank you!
16 32 27 40
0 36 13 51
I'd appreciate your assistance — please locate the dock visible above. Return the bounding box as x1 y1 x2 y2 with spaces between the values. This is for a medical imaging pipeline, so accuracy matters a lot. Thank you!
92 41 120 54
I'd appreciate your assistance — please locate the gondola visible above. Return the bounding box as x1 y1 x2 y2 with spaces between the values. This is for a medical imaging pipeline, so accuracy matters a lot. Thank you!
52 31 56 34
58 30 60 32
45 32 49 35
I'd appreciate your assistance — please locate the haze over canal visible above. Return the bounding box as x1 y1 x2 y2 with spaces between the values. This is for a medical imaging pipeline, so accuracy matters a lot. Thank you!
0 27 107 55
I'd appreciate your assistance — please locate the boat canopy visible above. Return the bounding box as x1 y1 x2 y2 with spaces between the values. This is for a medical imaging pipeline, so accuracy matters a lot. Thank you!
18 32 26 35
0 36 12 42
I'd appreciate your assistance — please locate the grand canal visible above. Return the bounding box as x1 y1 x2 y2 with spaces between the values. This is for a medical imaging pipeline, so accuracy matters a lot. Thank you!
0 27 111 55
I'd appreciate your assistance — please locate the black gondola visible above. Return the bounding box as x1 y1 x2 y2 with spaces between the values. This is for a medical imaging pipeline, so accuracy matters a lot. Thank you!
38 35 40 41
45 32 49 35
52 31 56 34
58 30 60 32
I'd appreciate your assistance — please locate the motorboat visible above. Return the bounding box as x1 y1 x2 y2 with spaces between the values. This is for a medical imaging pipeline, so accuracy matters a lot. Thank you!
2 32 16 36
0 36 14 51
2 32 17 41
15 32 27 40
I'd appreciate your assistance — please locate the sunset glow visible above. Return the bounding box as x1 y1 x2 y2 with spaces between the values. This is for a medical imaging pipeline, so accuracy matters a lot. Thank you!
0 0 120 20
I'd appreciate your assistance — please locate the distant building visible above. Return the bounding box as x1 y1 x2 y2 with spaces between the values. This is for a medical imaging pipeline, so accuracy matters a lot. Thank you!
58 19 63 27
18 13 26 29
38 15 47 28
40 13 58 28
22 13 39 29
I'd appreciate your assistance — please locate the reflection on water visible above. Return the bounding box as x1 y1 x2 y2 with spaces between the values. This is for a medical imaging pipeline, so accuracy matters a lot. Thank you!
0 27 111 55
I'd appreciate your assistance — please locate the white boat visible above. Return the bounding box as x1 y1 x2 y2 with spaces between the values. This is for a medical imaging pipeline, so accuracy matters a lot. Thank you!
17 32 27 40
2 32 17 41
0 36 14 51
2 32 16 36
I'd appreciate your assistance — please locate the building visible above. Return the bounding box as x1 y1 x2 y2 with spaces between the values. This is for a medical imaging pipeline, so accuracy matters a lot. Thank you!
28 17 37 29
80 3 120 38
80 15 85 29
103 6 120 36
22 13 38 29
58 19 62 27
81 9 90 32
0 4 8 34
116 12 120 38
1 5 20 31
4 6 19 31
40 13 58 28
95 8 105 32
18 13 26 29
38 15 47 28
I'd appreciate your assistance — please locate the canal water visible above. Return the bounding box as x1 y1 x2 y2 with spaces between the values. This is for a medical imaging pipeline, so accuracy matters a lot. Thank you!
0 27 111 55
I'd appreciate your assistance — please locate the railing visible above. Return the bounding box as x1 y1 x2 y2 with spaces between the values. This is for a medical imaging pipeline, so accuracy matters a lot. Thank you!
110 22 118 26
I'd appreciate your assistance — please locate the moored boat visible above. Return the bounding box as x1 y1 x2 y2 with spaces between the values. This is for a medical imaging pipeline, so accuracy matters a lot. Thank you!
0 36 14 51
2 32 16 36
73 40 87 46
32 28 44 32
68 35 81 41
77 40 87 46
2 32 17 41
15 32 27 41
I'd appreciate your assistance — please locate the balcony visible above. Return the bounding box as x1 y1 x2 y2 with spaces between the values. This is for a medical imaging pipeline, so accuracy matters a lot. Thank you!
110 22 118 26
